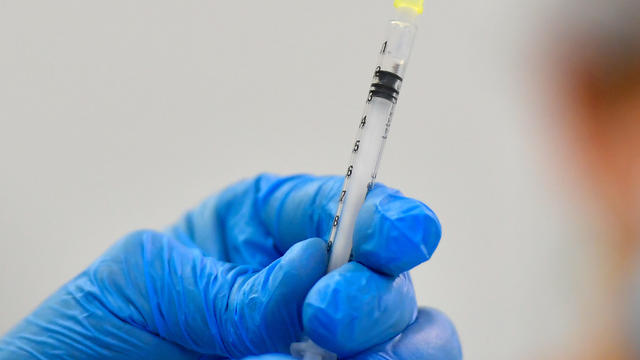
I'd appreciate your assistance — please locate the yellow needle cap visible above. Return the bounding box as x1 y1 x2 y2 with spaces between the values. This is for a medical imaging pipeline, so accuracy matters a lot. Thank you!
394 0 424 14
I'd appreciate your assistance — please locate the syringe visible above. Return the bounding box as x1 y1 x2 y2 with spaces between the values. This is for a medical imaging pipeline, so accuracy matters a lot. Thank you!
290 1 423 359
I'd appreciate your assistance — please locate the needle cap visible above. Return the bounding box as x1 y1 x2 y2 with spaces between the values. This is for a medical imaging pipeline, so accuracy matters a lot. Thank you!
393 0 424 14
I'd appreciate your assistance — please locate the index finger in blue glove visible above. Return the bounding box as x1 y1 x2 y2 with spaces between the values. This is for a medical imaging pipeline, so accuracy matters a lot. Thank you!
172 174 441 276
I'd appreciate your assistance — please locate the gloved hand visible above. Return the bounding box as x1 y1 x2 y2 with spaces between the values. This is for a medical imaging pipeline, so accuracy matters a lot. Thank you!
0 174 462 359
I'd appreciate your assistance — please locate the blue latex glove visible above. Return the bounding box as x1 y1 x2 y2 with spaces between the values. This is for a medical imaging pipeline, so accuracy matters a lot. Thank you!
0 174 462 359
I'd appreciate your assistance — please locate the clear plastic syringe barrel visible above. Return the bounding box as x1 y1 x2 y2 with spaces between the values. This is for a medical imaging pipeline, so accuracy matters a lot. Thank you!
326 17 417 272
290 7 420 360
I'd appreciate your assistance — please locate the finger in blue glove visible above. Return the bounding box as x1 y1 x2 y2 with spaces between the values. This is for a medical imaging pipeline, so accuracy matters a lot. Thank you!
348 307 463 360
0 232 328 359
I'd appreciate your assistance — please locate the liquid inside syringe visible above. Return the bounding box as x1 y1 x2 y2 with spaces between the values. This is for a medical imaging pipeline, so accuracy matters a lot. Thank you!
326 16 419 272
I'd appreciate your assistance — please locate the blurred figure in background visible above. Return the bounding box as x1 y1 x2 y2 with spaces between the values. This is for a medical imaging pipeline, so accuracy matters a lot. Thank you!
548 0 640 358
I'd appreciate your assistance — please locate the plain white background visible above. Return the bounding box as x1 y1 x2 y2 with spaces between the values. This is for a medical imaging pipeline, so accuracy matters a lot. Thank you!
0 0 604 358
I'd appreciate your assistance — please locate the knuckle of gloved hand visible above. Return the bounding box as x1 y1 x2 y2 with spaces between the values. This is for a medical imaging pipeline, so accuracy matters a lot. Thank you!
69 229 165 325
246 173 281 201
303 263 417 357
215 174 269 211
86 230 163 294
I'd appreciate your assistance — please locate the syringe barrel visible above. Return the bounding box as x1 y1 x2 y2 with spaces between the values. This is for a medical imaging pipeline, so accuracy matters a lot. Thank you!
291 8 420 360
327 97 394 271
326 17 418 272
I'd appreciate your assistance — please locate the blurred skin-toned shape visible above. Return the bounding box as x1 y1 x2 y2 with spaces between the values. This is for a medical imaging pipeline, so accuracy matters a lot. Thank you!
550 0 640 359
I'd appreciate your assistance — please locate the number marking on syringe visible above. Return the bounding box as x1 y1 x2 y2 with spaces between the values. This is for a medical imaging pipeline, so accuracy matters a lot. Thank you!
381 113 393 140
360 116 367 128
380 41 388 55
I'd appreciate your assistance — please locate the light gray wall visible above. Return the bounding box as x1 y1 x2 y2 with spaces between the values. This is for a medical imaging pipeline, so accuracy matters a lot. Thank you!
0 1 595 358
